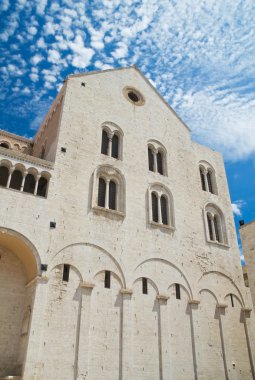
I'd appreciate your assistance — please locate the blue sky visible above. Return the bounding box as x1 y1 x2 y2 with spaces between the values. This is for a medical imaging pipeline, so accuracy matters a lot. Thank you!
0 0 254 262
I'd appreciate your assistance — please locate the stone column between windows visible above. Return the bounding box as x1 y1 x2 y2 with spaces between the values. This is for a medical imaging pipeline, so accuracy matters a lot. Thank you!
105 179 110 209
120 288 133 380
21 170 28 192
34 175 41 195
107 132 114 156
157 294 170 379
22 275 49 379
204 169 209 192
188 300 200 380
153 150 158 173
209 214 216 241
6 167 14 188
76 282 94 380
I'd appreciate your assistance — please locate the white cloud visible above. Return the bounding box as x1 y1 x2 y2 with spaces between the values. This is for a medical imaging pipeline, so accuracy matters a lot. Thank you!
44 21 57 35
22 87 31 94
231 200 245 216
30 54 43 65
69 35 95 68
48 49 61 64
37 37 46 49
29 72 39 82
0 0 10 11
36 0 47 15
112 42 128 59
28 26 37 36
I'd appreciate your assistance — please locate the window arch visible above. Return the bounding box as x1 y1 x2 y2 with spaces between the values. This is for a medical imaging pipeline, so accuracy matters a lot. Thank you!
199 162 217 194
10 169 23 190
37 176 49 197
93 165 125 215
100 122 123 160
0 165 9 187
148 183 174 228
147 140 167 176
0 141 11 149
205 204 227 245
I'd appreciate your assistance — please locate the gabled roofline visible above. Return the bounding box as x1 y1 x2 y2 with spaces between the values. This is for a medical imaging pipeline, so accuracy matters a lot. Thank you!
66 65 191 133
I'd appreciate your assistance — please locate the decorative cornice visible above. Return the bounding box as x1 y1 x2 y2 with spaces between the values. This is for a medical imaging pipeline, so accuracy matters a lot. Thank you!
0 129 32 144
0 147 54 170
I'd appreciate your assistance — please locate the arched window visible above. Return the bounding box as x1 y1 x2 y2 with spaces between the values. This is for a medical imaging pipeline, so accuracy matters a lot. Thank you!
148 184 174 229
205 204 227 245
10 170 23 190
23 174 36 194
200 167 206 191
148 147 154 171
100 123 123 160
111 134 119 159
109 180 117 210
199 163 217 194
151 192 158 222
157 151 163 175
98 177 106 207
147 140 167 176
37 177 48 197
160 195 168 225
101 130 109 155
0 166 9 187
0 142 10 149
207 171 213 193
93 165 125 215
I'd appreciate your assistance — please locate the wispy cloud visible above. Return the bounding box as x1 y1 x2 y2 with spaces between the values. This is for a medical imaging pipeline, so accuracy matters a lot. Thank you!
232 200 246 217
0 0 254 159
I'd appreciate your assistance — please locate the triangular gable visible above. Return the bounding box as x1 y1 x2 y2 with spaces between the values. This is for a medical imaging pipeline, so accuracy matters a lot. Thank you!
67 65 191 133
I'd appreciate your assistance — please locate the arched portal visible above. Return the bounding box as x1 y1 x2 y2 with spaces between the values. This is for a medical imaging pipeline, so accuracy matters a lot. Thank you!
0 228 40 377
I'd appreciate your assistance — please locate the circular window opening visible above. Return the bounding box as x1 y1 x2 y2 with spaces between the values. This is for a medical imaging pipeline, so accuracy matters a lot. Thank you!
128 91 140 103
123 87 145 106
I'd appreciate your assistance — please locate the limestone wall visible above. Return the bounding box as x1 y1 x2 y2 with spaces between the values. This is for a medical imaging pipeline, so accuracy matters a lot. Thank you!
0 67 254 380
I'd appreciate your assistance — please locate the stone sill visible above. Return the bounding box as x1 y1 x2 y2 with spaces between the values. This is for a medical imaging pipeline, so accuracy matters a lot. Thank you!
93 205 125 218
150 221 175 232
207 239 229 249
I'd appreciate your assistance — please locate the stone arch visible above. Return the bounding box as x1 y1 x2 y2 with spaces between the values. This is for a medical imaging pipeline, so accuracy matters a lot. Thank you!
133 275 159 294
0 140 11 149
198 288 219 304
134 258 193 297
50 242 126 288
93 268 123 289
0 226 41 281
0 228 41 377
198 270 244 306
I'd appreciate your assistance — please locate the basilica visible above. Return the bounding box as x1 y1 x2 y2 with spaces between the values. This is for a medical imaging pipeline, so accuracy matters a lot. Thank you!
0 67 254 380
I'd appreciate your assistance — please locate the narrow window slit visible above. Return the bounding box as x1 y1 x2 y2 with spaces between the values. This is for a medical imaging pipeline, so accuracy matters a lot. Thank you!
142 278 148 294
63 264 70 282
175 283 181 299
105 270 111 288
230 294 234 307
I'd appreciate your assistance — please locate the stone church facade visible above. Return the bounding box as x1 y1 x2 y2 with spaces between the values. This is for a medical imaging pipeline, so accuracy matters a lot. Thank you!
0 67 254 380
